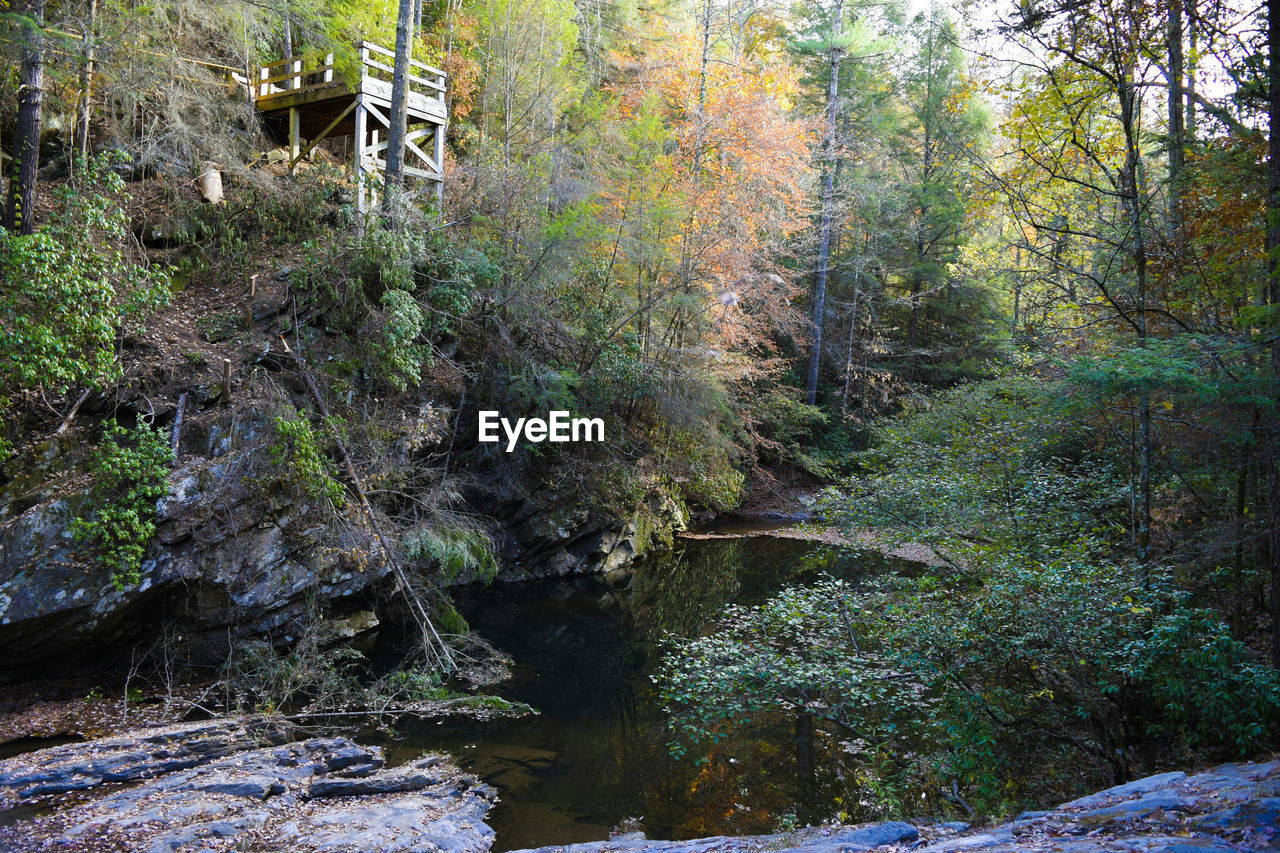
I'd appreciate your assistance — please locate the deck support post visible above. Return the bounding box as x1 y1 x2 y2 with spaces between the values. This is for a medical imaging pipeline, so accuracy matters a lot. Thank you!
434 123 445 215
353 98 368 214
288 107 301 169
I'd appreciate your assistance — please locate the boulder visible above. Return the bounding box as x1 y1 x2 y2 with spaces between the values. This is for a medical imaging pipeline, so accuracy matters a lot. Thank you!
1061 771 1188 810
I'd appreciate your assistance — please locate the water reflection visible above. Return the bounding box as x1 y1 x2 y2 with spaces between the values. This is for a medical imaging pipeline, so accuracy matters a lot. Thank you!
390 533 894 852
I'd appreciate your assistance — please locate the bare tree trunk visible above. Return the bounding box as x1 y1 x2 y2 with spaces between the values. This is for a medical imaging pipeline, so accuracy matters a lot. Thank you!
1167 0 1186 241
1234 451 1249 639
383 0 418 210
1267 0 1280 669
4 0 45 234
282 7 293 72
1118 66 1153 577
672 0 714 355
77 0 97 162
1012 244 1022 331
1185 0 1198 139
795 709 814 825
804 0 845 405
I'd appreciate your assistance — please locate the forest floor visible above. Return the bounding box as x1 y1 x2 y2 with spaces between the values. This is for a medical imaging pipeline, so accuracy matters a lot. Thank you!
0 674 209 748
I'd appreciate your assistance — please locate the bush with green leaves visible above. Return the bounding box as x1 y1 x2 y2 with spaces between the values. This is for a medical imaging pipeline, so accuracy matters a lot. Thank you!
737 384 833 477
657 563 1280 820
0 154 169 440
269 413 346 507
70 419 174 589
657 376 1280 819
830 377 1128 566
289 218 489 392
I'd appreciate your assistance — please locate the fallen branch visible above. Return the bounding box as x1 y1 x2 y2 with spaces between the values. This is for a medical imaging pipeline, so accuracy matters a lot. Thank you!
53 389 91 436
170 393 188 460
277 336 454 673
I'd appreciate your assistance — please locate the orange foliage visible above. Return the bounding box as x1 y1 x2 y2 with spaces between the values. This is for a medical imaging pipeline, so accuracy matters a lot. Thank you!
600 23 814 371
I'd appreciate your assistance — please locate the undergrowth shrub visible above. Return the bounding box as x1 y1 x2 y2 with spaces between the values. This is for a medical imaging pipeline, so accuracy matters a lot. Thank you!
70 419 174 588
403 518 498 583
0 154 169 451
289 218 489 391
269 411 345 507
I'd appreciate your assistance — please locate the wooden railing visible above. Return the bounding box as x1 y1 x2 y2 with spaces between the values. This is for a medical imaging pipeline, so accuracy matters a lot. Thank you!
255 52 336 98
251 42 446 112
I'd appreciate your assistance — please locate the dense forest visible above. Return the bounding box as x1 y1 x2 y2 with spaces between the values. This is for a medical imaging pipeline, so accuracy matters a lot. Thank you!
2 0 1280 841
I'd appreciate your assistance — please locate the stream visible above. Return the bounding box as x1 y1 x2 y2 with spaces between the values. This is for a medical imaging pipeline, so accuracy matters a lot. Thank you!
389 528 909 852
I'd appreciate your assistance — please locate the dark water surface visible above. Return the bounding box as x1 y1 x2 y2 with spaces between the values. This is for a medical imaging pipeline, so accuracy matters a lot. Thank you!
389 532 898 852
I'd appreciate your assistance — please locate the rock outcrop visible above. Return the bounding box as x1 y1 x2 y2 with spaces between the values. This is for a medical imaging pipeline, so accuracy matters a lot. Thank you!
917 761 1280 852
505 762 1280 853
506 824 921 853
490 486 688 584
0 411 394 681
0 716 295 805
0 716 497 853
0 404 690 682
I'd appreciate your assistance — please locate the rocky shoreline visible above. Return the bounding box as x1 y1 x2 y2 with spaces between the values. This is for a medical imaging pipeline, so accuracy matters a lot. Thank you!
0 717 1275 853
0 717 497 852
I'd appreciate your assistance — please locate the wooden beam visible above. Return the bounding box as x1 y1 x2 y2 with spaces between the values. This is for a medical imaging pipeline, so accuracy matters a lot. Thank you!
288 99 357 168
257 65 337 88
254 82 353 114
404 134 437 174
359 39 446 77
362 99 390 129
368 127 429 154
434 124 445 211
360 57 446 92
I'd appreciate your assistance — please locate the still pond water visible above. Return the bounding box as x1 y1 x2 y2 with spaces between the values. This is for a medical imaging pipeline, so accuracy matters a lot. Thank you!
388 530 903 852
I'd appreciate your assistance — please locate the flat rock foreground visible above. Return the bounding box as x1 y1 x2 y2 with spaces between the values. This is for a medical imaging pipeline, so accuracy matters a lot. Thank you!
0 718 1275 853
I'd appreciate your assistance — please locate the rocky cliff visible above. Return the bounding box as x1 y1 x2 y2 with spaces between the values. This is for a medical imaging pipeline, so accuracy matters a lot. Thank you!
0 400 687 682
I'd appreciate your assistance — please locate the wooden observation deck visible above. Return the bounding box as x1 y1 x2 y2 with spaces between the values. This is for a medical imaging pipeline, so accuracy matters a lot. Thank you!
247 41 447 210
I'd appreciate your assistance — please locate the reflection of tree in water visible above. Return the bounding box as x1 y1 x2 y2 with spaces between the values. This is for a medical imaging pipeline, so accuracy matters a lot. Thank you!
623 538 885 833
427 537 894 848
631 539 751 644
629 537 860 647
